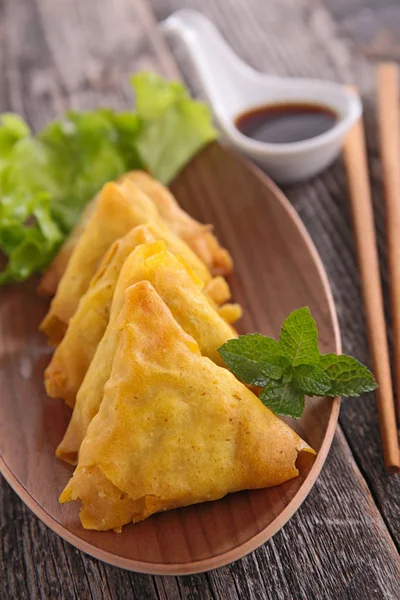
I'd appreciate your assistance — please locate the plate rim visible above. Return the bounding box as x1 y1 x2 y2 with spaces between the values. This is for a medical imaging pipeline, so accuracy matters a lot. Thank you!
0 146 341 575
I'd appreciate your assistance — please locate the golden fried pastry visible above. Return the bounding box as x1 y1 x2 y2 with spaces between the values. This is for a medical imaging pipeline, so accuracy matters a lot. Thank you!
39 179 165 345
44 225 156 407
38 173 233 300
56 242 236 463
124 171 233 275
60 281 314 531
45 222 233 407
217 303 243 324
203 275 231 305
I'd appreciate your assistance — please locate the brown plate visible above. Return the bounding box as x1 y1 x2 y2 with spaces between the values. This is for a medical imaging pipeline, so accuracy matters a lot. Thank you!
0 143 340 575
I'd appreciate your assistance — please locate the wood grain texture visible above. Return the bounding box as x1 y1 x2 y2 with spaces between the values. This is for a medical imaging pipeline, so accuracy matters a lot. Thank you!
0 0 400 598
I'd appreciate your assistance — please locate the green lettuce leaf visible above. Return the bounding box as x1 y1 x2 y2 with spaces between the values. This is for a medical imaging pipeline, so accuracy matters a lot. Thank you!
37 110 142 231
0 190 63 284
0 72 217 284
133 72 217 183
0 114 30 162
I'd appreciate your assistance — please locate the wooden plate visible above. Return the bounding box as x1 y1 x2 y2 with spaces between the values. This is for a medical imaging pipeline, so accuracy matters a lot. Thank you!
0 143 340 575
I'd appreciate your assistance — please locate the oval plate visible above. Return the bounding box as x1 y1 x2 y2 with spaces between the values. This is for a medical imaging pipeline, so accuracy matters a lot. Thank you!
0 143 340 575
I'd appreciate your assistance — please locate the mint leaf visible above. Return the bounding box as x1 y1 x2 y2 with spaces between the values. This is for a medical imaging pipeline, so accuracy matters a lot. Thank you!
319 354 378 396
281 365 294 384
218 307 378 420
279 307 319 366
293 364 332 396
219 334 289 386
260 381 305 419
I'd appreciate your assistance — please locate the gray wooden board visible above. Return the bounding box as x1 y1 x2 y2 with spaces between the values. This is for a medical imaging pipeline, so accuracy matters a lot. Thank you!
0 0 399 598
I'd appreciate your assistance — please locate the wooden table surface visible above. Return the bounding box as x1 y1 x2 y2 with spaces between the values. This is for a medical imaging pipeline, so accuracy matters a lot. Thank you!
0 0 399 598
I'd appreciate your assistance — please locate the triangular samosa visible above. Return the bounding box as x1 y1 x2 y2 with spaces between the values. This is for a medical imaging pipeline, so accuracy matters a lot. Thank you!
124 171 233 275
45 224 234 407
60 281 314 531
40 178 166 344
38 171 233 297
56 242 237 463
44 225 155 407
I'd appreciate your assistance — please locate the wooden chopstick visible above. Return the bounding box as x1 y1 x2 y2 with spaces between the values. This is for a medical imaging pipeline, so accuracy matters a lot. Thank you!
377 63 400 421
343 92 400 473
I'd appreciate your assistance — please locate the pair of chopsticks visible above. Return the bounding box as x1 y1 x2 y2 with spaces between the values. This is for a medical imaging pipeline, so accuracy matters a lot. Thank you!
343 63 400 473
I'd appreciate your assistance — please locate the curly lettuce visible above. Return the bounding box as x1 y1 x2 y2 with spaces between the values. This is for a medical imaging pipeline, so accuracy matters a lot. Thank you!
0 73 217 284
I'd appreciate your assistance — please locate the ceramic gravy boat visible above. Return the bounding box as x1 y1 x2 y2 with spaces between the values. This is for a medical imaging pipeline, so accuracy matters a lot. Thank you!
161 9 362 184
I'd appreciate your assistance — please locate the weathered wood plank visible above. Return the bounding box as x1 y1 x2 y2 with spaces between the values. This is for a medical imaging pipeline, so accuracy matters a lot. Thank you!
150 0 400 547
0 0 400 599
0 0 178 122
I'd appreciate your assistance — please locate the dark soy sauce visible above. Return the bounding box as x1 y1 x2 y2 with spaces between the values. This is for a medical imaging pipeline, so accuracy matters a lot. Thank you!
235 102 338 144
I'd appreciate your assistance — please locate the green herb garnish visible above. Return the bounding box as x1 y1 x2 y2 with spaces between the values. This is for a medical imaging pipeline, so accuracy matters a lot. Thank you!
0 72 217 284
218 307 377 419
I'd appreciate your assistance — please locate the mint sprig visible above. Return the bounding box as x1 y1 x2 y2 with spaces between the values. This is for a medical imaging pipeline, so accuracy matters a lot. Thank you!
218 307 377 419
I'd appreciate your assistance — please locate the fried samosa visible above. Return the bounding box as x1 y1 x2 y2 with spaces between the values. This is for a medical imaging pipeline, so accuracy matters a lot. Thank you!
60 281 315 531
38 172 233 299
44 225 155 407
56 242 236 463
124 171 233 275
39 179 166 345
45 224 233 407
